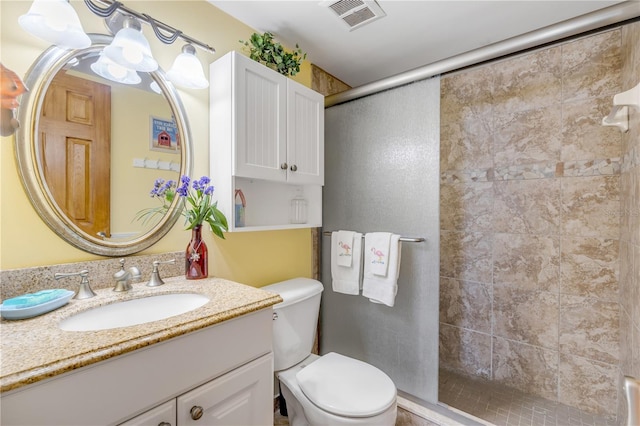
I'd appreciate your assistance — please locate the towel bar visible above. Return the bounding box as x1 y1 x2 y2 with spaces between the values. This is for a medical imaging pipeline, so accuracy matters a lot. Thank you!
322 231 425 243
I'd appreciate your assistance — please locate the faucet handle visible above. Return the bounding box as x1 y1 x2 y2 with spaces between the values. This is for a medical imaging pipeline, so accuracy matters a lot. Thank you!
113 259 128 281
147 259 176 287
54 270 97 300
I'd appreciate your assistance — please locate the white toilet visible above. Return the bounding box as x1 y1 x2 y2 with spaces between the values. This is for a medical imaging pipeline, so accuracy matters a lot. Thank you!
263 278 397 426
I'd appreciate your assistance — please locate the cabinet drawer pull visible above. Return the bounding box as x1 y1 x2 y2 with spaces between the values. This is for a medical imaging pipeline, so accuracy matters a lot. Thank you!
190 405 204 420
280 163 288 170
158 422 172 426
290 164 298 172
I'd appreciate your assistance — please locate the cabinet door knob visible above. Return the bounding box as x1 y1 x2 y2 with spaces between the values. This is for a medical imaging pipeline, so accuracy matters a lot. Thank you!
158 422 172 426
190 405 204 420
280 163 288 170
290 164 298 172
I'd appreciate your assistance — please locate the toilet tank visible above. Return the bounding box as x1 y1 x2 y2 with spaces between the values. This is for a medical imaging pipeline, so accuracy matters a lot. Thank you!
262 278 324 371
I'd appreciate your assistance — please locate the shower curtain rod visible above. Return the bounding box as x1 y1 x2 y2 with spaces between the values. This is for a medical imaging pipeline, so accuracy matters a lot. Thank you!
322 231 425 243
325 1 640 108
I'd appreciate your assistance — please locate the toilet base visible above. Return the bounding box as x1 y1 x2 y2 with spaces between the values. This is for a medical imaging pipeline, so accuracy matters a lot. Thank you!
278 382 288 416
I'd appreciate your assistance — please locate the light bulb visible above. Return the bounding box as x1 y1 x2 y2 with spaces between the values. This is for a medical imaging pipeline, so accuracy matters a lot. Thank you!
19 0 90 49
103 17 157 72
44 14 67 32
150 81 162 94
167 44 209 89
107 63 127 79
122 45 143 65
90 53 141 85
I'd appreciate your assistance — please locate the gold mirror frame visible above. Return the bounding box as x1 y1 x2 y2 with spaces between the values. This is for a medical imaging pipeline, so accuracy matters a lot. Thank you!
15 34 193 256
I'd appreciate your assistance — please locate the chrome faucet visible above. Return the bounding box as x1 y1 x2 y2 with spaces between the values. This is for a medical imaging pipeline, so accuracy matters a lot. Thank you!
113 259 141 292
54 270 96 300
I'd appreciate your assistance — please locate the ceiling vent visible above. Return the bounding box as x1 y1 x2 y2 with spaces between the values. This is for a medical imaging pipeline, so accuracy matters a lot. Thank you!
321 0 386 31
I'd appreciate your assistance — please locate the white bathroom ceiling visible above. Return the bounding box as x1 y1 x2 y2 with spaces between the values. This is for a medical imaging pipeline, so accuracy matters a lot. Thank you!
209 0 631 88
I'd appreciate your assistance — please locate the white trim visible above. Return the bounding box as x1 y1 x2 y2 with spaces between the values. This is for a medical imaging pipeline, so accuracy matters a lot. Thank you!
397 396 494 426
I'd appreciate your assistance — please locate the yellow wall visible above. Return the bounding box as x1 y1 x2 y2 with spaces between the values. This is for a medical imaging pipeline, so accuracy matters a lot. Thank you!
0 1 313 286
107 84 179 237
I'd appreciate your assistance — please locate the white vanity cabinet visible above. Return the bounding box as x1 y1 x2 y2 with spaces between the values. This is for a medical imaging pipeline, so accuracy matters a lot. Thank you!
119 400 176 426
120 353 272 426
210 51 324 231
176 354 272 425
1 309 274 426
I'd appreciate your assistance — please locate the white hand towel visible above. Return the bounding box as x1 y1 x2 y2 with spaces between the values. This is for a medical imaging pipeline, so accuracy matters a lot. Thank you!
335 230 355 267
331 231 362 295
363 233 402 306
365 232 391 276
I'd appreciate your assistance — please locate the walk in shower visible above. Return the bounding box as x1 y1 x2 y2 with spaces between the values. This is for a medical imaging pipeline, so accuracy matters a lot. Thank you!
320 5 639 425
438 20 639 424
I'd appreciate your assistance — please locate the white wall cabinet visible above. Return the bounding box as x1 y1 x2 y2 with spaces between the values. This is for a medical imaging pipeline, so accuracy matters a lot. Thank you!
285 81 324 185
1 309 274 426
210 51 324 231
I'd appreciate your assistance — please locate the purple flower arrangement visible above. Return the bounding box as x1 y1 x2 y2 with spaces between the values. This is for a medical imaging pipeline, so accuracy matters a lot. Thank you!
137 175 228 239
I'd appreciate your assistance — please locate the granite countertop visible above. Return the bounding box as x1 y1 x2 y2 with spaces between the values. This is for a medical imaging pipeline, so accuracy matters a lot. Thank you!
0 276 282 393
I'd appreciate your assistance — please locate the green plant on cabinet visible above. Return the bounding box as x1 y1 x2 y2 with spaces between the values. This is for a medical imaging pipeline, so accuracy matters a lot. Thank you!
239 31 306 76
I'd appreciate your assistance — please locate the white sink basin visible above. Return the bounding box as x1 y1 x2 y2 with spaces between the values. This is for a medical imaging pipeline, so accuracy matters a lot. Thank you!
59 293 210 331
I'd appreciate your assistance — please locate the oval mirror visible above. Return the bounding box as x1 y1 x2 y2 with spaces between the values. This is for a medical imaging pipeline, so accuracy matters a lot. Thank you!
15 34 193 256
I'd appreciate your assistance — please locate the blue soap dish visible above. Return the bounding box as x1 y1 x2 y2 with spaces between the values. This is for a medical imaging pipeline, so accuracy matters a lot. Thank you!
0 290 75 320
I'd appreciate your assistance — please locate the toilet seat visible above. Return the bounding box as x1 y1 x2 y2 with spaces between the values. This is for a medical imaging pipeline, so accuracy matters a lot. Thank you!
296 352 396 418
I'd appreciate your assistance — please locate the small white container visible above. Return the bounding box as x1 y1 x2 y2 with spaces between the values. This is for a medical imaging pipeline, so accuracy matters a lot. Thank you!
290 188 307 224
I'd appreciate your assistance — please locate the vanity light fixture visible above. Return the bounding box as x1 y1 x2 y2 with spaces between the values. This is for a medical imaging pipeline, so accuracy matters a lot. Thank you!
90 52 141 84
103 16 158 72
19 0 216 89
167 44 209 90
85 0 215 90
19 0 91 49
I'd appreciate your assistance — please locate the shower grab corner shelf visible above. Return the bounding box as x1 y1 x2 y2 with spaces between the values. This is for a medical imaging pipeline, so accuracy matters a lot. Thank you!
602 82 640 133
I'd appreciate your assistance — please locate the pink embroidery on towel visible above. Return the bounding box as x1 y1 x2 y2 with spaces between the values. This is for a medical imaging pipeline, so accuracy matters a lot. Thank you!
371 247 386 264
338 241 352 257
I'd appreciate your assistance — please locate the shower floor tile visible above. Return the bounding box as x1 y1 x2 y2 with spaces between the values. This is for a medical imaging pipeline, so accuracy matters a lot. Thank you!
438 369 617 426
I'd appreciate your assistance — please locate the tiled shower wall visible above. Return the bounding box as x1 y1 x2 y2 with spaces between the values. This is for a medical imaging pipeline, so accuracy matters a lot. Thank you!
439 24 637 418
619 20 640 421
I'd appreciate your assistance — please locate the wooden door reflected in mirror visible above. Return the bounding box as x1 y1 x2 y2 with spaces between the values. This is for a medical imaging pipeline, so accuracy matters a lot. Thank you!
40 72 111 238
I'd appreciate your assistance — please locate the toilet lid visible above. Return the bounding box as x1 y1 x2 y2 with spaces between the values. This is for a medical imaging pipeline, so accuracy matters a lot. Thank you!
296 352 396 417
